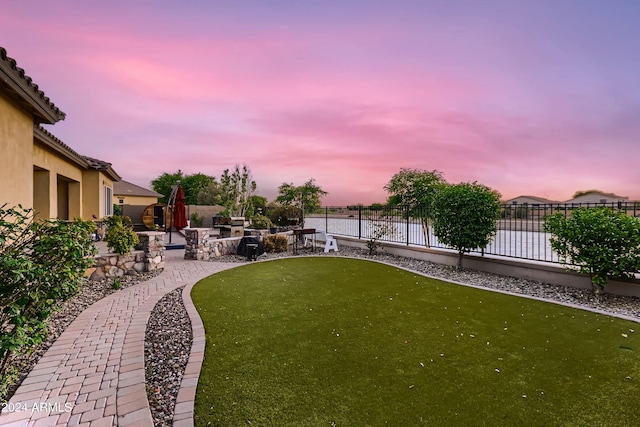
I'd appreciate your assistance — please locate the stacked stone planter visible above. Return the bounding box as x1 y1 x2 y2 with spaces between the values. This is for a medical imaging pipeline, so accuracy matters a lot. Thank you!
86 231 165 281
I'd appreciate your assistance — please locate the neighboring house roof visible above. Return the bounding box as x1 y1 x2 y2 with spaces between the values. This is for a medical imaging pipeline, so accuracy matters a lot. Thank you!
114 180 162 198
565 191 629 203
83 156 122 182
0 47 66 124
504 195 561 204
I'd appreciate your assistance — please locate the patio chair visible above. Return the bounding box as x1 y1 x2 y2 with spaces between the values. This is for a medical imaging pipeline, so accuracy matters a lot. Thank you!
304 229 339 253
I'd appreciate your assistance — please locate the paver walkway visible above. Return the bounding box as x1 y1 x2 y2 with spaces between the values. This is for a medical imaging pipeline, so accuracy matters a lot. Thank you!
1 247 237 427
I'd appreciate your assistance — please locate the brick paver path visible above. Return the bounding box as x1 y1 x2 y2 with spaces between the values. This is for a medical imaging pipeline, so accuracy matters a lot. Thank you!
1 249 236 427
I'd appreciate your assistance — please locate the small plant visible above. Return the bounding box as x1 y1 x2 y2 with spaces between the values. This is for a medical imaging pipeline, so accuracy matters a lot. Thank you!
263 234 288 253
112 278 123 290
190 212 204 227
250 214 273 229
105 215 139 255
366 216 399 255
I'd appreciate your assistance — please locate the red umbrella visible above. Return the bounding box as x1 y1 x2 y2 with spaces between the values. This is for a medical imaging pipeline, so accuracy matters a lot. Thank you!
173 184 188 231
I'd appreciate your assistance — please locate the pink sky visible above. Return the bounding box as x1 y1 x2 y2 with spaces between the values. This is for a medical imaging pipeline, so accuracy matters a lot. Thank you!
2 1 639 205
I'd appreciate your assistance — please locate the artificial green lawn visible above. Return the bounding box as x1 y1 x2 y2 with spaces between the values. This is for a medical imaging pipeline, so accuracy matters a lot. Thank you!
191 257 640 426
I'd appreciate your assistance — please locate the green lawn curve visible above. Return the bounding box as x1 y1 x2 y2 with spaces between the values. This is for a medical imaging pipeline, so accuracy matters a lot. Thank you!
191 257 640 426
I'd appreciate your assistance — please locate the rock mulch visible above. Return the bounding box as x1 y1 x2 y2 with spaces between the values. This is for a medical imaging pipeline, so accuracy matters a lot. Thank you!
145 287 191 427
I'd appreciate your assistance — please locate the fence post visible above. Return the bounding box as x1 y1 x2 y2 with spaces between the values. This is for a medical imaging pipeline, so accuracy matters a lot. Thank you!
406 206 410 246
358 205 362 239
325 206 328 232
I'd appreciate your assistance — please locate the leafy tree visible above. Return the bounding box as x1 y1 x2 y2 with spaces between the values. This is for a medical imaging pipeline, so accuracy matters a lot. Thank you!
152 171 218 205
543 207 640 296
151 171 184 204
1 205 96 388
181 173 217 205
275 178 328 213
572 189 605 199
196 180 222 205
432 182 502 267
384 168 447 247
220 164 257 217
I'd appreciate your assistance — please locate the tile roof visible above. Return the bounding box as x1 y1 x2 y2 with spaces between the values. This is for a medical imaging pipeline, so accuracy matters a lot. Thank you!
34 125 88 168
0 47 66 124
114 180 163 198
82 156 122 182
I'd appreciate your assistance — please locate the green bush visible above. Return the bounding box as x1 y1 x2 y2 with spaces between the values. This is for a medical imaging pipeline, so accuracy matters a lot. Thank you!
544 207 640 295
432 182 501 267
190 212 204 227
105 215 139 254
250 214 273 229
268 206 302 227
263 234 288 253
0 204 96 388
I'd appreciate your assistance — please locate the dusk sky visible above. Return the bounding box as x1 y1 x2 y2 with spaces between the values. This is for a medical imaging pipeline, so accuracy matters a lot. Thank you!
2 1 639 205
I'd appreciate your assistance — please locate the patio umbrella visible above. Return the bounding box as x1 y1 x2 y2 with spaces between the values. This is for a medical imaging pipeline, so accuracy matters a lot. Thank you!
173 184 188 231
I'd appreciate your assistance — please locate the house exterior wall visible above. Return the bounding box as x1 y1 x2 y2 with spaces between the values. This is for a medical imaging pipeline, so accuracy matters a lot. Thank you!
114 195 158 206
0 91 34 209
32 141 84 219
82 170 114 220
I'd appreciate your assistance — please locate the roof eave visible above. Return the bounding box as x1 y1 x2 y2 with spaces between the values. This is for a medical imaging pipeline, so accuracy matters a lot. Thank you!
34 126 88 168
0 48 66 124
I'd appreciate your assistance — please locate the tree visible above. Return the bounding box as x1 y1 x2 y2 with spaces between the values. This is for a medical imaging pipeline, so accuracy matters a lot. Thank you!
196 180 222 205
384 168 447 247
572 189 605 199
219 164 257 217
151 171 218 205
432 182 502 267
181 173 217 205
543 207 640 296
151 171 184 204
275 178 328 213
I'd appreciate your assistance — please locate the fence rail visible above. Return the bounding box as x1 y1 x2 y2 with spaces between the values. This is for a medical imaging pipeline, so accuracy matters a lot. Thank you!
303 202 640 264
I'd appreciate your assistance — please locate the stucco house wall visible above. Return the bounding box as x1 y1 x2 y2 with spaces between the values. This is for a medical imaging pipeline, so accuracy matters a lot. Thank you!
0 91 35 209
1 47 120 221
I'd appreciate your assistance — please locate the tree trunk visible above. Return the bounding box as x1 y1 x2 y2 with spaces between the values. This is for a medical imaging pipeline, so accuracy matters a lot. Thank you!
421 218 430 247
457 251 464 268
592 282 605 298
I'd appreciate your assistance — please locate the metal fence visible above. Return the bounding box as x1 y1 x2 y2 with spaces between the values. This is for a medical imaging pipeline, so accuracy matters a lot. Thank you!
303 202 640 264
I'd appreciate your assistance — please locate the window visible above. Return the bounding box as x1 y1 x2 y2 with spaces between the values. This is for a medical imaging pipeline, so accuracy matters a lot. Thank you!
104 185 113 216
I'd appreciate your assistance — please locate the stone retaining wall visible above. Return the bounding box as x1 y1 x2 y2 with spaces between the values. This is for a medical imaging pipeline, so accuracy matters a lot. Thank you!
86 231 166 281
183 228 290 260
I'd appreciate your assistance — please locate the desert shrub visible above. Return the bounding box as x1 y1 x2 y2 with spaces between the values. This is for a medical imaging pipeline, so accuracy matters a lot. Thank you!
190 212 204 227
0 204 96 388
263 234 289 253
268 206 302 227
105 215 139 254
432 182 501 267
250 214 273 229
544 207 640 295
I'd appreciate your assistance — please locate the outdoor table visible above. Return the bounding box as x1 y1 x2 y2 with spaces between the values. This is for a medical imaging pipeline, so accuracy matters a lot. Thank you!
293 228 316 254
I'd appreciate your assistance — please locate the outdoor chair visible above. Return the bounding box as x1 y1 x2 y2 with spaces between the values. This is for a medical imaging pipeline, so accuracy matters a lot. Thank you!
304 229 339 253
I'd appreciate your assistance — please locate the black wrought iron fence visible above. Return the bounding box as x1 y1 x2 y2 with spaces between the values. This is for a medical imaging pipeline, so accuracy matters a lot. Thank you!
303 202 640 264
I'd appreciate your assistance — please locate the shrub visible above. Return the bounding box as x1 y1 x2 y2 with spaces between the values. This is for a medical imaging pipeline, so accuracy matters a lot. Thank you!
0 204 96 386
190 212 204 227
432 182 502 267
250 214 273 229
105 215 139 254
544 207 640 296
263 234 289 253
268 206 302 227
